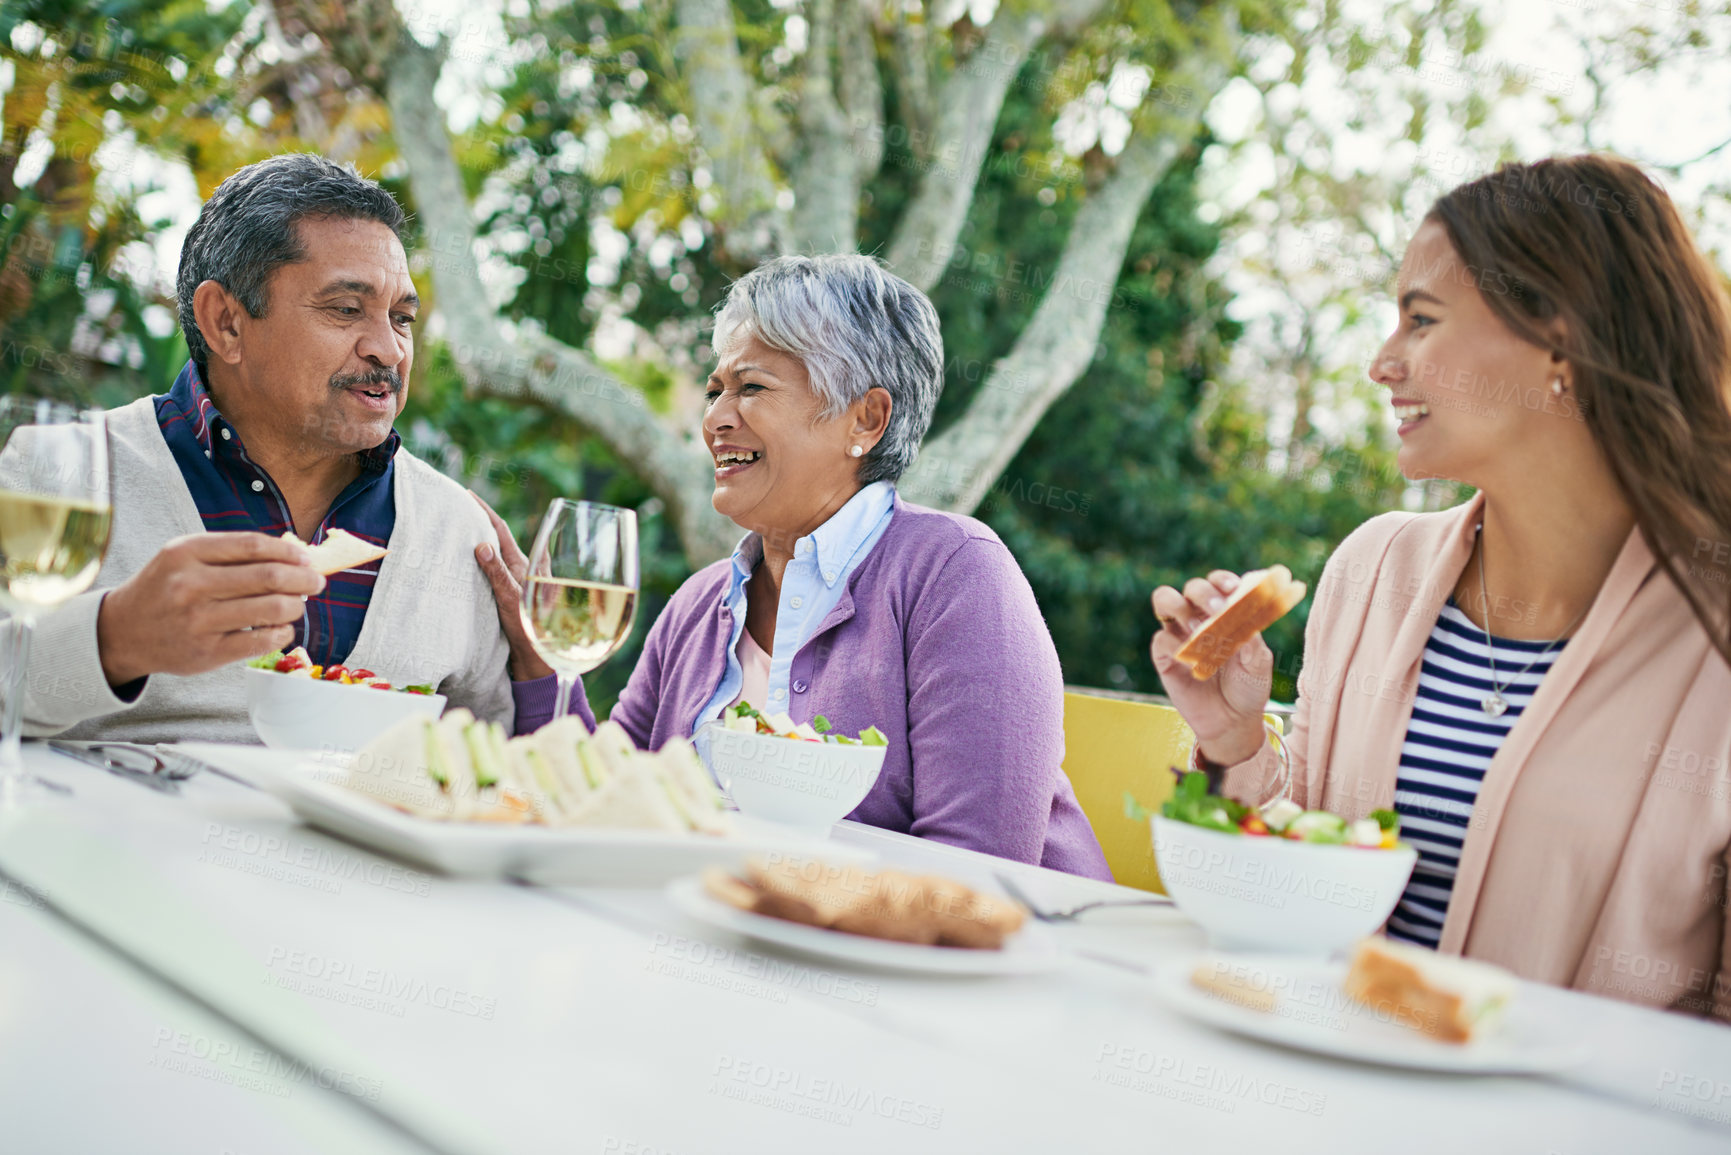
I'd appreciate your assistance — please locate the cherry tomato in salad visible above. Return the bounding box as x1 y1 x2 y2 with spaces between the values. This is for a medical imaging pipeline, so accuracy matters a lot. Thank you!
1239 817 1270 836
367 682 393 690
351 669 375 680
323 665 349 682
274 656 305 673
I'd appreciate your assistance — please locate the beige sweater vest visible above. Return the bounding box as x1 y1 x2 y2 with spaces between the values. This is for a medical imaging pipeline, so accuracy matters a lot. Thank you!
22 396 513 743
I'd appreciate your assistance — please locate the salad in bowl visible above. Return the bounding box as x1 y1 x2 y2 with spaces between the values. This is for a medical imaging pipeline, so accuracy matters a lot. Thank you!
243 646 446 752
247 647 436 695
1160 771 1405 849
1148 771 1418 954
704 702 889 833
720 702 888 746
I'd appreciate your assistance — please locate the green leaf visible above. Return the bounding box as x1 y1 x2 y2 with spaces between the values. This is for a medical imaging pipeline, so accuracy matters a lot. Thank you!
811 715 832 734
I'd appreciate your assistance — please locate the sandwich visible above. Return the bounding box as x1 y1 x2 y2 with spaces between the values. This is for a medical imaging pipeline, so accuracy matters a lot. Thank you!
1173 565 1307 680
524 716 598 819
346 713 457 819
346 708 530 822
1342 936 1515 1044
285 527 390 576
345 712 733 834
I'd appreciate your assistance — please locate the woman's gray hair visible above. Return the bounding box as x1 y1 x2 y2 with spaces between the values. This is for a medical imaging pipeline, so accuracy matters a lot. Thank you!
712 254 944 484
176 153 407 372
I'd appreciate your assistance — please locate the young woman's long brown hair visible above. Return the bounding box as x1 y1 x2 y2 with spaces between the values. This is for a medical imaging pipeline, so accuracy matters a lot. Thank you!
1428 154 1731 667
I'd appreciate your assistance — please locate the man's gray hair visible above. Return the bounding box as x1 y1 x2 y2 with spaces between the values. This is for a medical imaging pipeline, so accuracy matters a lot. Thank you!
176 153 407 371
712 254 944 484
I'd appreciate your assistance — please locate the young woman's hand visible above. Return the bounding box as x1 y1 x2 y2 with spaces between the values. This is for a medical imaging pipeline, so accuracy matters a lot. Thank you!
1151 571 1274 766
470 491 554 682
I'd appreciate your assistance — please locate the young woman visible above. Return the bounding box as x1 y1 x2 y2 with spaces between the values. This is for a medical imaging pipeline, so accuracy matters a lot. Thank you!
1152 155 1731 1022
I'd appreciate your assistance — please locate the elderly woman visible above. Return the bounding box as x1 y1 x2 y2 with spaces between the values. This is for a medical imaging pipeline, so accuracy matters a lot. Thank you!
475 254 1110 879
1154 155 1731 1020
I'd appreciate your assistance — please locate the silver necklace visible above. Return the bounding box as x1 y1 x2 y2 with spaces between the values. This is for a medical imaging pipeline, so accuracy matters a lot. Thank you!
1473 525 1586 717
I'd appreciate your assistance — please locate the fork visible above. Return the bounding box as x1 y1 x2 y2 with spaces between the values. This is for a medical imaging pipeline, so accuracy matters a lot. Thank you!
46 741 199 793
994 872 1172 923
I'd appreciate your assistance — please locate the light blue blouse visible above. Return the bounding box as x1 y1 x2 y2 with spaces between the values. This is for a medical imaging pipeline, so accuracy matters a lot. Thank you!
692 480 896 734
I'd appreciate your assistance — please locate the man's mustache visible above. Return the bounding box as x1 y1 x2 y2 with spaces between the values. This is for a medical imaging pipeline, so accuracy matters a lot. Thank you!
330 369 404 394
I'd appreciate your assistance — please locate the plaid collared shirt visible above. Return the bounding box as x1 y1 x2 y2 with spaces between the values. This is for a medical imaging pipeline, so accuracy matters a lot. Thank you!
154 361 398 669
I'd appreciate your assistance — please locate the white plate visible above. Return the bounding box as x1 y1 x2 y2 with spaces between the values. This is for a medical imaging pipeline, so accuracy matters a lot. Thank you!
1151 952 1590 1074
173 743 865 886
665 874 1063 976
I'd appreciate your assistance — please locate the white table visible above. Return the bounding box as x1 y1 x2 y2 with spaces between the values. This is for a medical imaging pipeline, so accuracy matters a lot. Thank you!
3 741 1728 1154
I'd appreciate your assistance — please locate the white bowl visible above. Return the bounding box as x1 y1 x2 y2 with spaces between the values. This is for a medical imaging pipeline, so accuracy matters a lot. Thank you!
1152 815 1417 955
245 666 446 755
700 725 887 835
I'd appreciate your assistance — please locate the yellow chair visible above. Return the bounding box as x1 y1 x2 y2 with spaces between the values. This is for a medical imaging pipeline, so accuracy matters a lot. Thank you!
1061 690 1289 894
1060 691 1196 894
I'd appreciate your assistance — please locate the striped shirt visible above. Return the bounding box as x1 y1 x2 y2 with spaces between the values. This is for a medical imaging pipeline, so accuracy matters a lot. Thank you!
154 362 398 668
1386 600 1566 948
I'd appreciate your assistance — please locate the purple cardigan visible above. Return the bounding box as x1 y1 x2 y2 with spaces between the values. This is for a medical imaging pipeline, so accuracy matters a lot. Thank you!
514 494 1110 880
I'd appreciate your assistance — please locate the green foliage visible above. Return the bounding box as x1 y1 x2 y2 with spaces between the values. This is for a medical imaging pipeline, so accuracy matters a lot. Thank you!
910 68 1404 702
0 0 1425 719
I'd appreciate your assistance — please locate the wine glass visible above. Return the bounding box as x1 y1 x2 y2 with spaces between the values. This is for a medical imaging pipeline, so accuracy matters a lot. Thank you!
519 499 639 723
0 398 112 802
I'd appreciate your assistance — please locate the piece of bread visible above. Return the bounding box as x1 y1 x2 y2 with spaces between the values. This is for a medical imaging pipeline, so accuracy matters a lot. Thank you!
1342 937 1515 1044
1173 565 1307 680
703 866 764 911
710 858 1027 950
286 528 389 575
1189 959 1279 1013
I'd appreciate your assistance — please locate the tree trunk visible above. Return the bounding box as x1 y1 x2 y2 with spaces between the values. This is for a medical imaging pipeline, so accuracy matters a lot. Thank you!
383 33 740 564
901 65 1230 512
882 0 1111 293
673 0 789 263
880 7 1048 292
790 0 859 253
380 6 1234 563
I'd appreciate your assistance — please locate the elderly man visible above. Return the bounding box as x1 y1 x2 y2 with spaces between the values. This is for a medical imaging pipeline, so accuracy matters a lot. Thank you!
27 153 512 742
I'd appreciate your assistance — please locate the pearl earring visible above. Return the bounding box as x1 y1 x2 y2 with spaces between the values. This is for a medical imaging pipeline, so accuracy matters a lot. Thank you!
1551 377 1566 396
849 445 864 458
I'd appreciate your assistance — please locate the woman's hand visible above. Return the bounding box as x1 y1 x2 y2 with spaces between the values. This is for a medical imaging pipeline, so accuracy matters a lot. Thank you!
1151 571 1274 767
470 491 554 682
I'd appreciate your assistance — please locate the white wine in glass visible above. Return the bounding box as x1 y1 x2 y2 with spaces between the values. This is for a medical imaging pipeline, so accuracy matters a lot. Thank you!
0 492 112 608
521 577 638 672
0 398 112 801
520 500 639 723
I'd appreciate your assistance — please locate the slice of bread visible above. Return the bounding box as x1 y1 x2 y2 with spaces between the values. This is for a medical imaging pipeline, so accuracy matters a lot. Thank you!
708 859 1027 950
1173 565 1307 680
1189 958 1279 1013
1342 937 1515 1044
286 528 389 576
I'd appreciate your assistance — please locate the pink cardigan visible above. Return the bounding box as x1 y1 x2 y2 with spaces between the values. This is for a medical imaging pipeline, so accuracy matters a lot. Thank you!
1225 493 1731 1022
